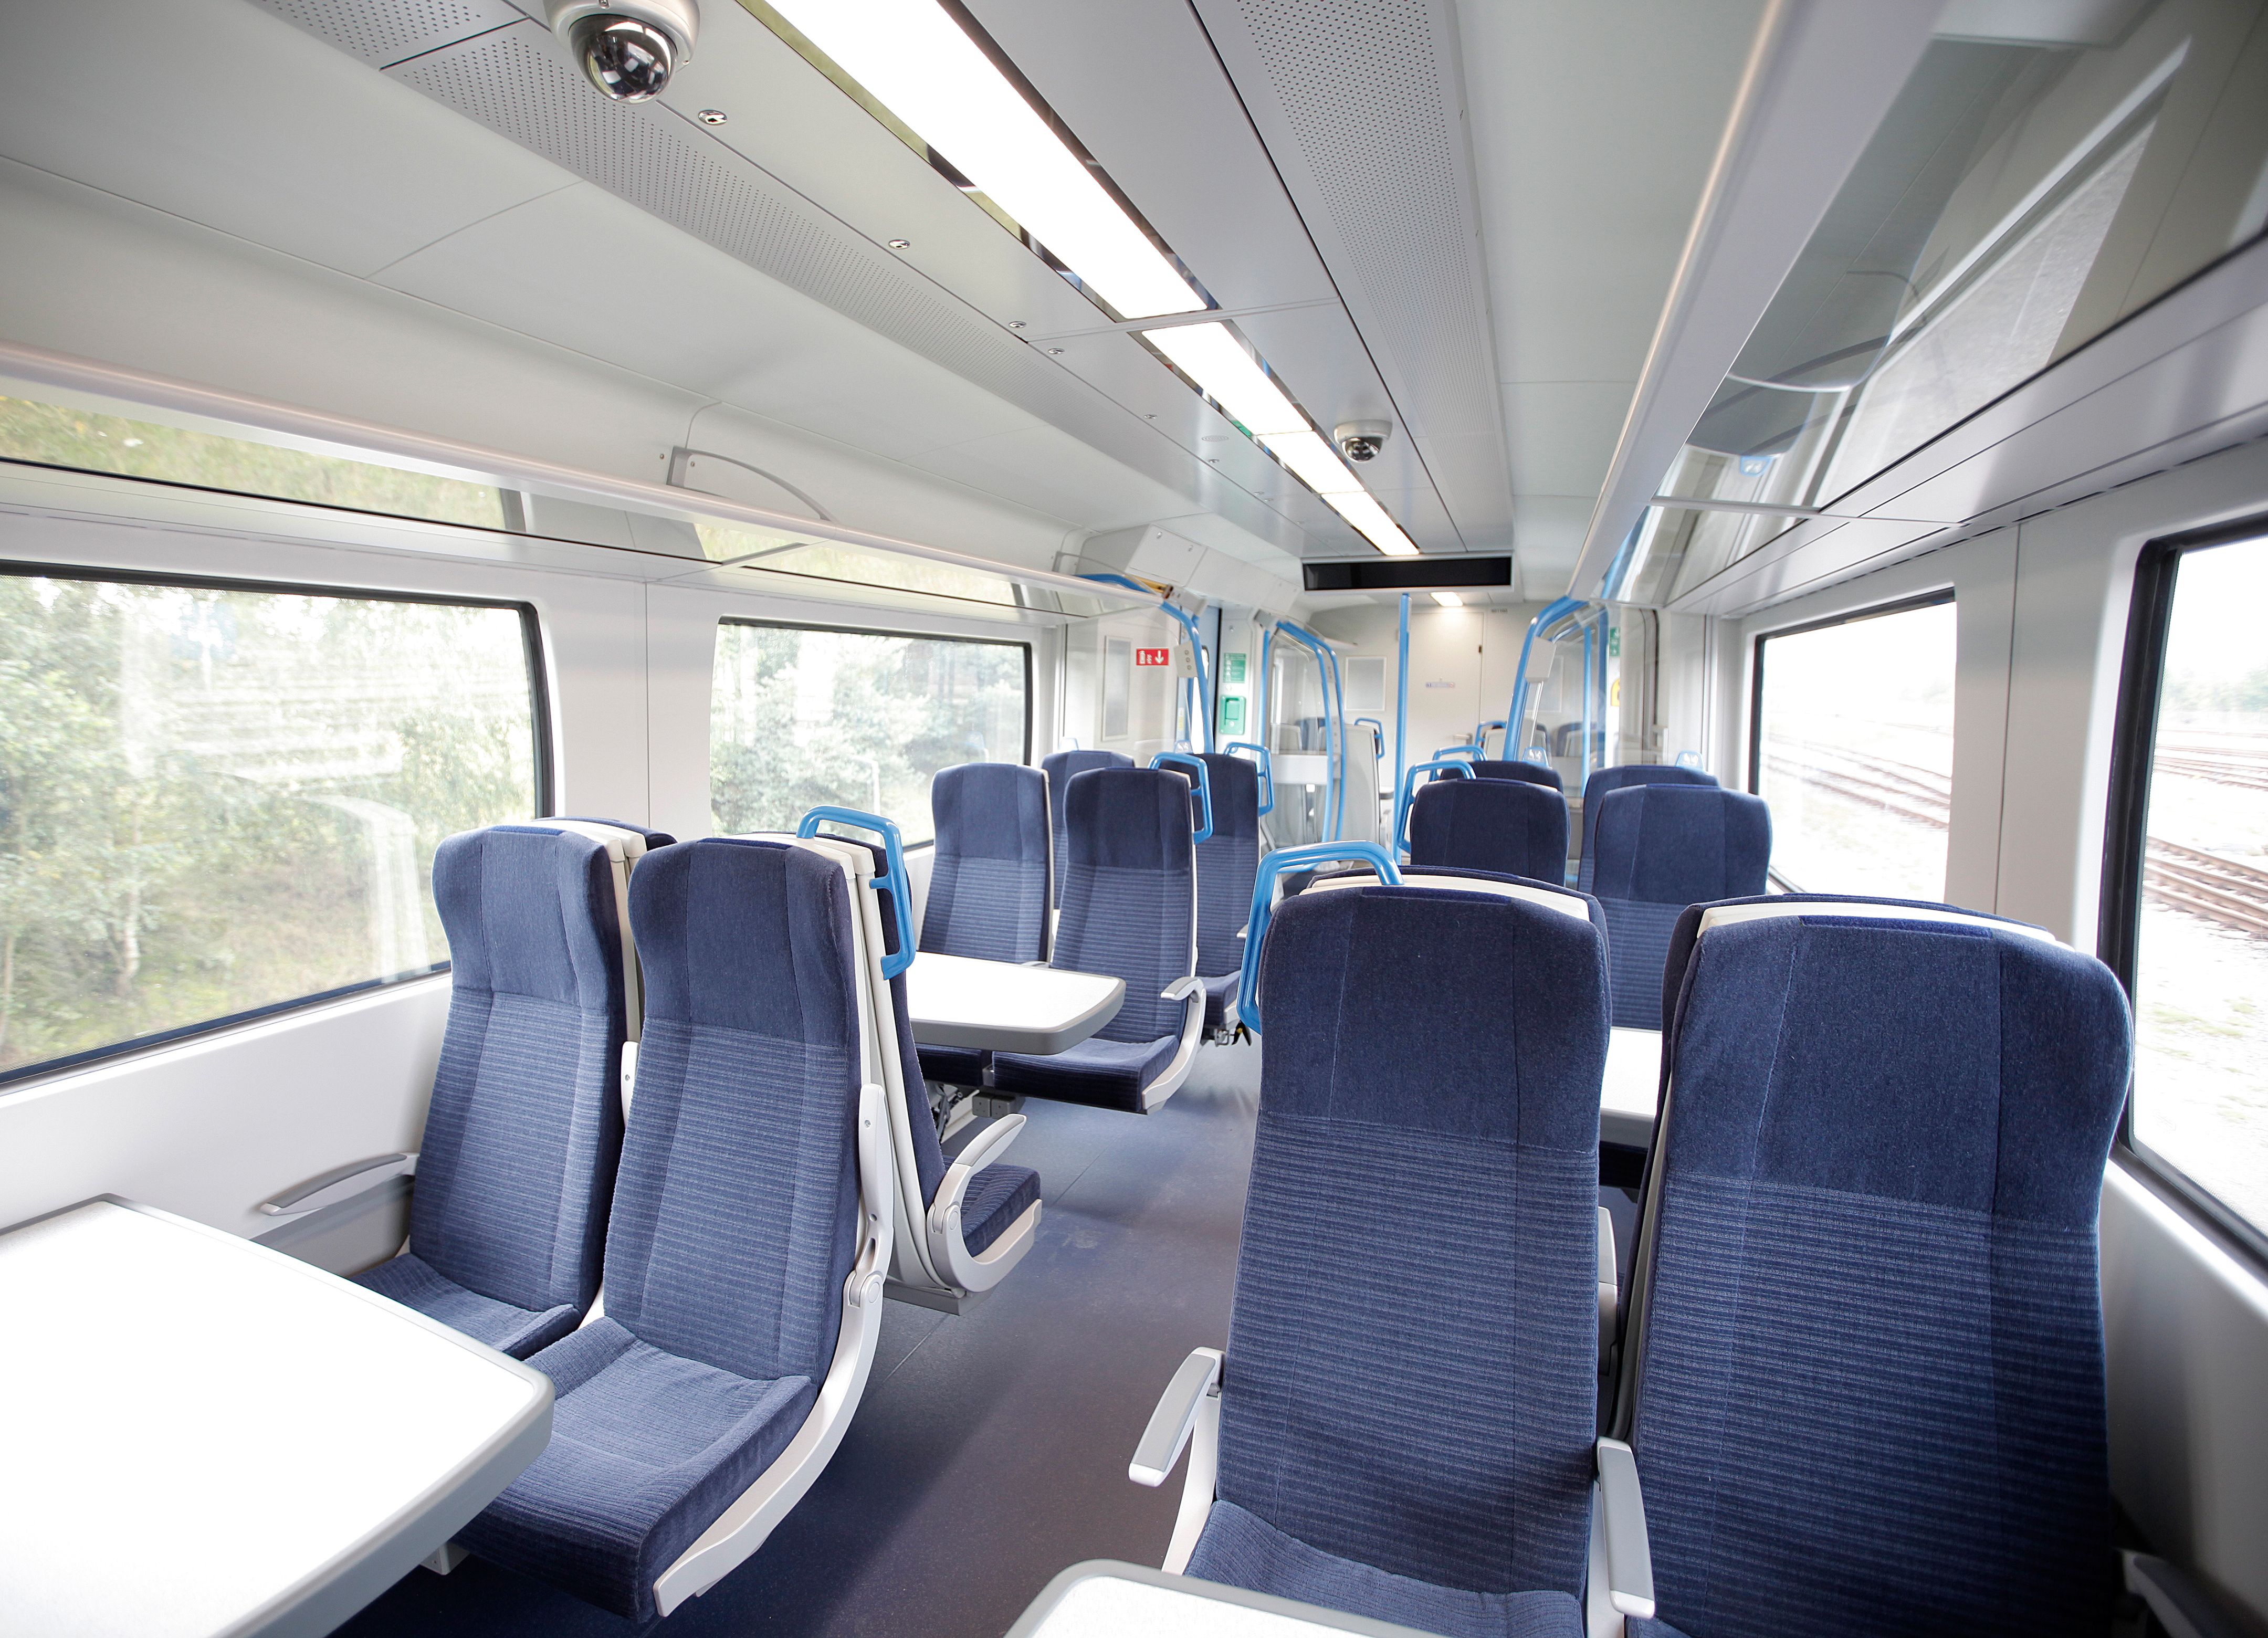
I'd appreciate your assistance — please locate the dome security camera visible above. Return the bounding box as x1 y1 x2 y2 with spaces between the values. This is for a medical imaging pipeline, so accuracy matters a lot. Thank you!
1334 420 1392 463
547 0 699 102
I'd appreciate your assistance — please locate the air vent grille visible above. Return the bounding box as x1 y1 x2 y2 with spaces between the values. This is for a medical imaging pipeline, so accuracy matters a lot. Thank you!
251 0 523 68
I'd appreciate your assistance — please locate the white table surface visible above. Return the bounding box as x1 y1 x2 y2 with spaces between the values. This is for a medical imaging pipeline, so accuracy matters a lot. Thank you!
906 953 1126 1054
1603 1027 1663 1148
0 1197 552 1638
1006 1561 1450 1637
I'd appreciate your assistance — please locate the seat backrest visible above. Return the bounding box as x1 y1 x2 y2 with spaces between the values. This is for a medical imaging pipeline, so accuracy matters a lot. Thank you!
1574 765 1716 890
1040 750 1134 904
613 838 865 1383
1624 911 2129 1636
1193 751 1261 977
1053 767 1195 1044
1472 757 1563 791
1408 775 1568 883
1587 783 1769 1028
413 824 627 1319
921 762 1051 963
1220 884 1608 1598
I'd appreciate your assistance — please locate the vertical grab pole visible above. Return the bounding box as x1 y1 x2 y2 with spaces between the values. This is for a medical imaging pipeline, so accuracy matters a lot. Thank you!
1322 641 1345 841
1581 620 1595 792
1394 592 1411 850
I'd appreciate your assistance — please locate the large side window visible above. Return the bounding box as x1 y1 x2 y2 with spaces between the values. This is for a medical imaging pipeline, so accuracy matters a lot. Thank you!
1749 594 1956 898
0 569 545 1084
2105 526 2268 1247
709 620 1030 844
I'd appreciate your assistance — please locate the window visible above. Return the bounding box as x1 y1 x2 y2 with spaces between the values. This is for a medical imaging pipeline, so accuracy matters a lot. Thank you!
0 570 544 1084
1750 595 1956 899
709 620 1029 844
0 396 509 529
2105 527 2268 1245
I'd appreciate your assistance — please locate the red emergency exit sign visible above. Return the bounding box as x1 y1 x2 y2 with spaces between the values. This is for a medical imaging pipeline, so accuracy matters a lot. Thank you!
1133 647 1172 666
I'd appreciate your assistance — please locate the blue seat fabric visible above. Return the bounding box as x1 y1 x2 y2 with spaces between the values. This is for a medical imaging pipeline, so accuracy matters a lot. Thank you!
1588 784 1768 1029
1307 864 1607 943
1196 886 1606 1622
1630 914 2130 1638
1574 766 1715 892
1194 752 1261 1028
1040 749 1132 905
1408 776 1569 884
1473 758 1563 791
992 768 1194 1112
351 825 626 1358
921 762 1051 964
463 839 866 1621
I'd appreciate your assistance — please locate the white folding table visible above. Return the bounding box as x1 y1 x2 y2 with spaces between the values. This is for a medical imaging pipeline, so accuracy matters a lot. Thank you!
906 953 1125 1054
1005 1560 1452 1637
0 1196 553 1638
1602 1026 1663 1148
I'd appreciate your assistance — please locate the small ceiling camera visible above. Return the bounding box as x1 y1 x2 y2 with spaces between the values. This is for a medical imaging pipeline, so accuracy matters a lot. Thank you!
547 0 699 102
1334 420 1392 463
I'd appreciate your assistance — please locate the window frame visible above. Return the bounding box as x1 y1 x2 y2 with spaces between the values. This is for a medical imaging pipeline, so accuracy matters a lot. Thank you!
2099 511 2268 1271
0 560 552 1090
711 615 1034 839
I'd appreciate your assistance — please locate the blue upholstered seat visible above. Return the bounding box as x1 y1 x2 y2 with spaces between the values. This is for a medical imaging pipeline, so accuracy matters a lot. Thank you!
992 766 1199 1112
1178 883 1607 1638
1617 904 2130 1638
1573 766 1715 892
1473 757 1563 790
1408 774 1569 883
1040 749 1133 906
350 824 626 1359
1585 784 1768 1028
1192 752 1261 1032
921 762 1050 963
461 839 869 1621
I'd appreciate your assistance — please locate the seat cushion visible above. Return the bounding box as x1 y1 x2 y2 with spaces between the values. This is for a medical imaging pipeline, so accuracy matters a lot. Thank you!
990 1033 1178 1113
350 1251 579 1360
916 1043 989 1087
958 1162 1041 1257
1202 970 1240 1032
1625 1618 1695 1638
461 1317 815 1621
1186 1502 1582 1638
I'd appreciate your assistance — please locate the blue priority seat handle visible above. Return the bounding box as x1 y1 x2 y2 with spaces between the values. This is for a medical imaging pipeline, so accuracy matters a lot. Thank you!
1225 741 1274 816
1149 751 1214 844
797 805 916 979
1392 757 1476 857
1238 842 1402 1035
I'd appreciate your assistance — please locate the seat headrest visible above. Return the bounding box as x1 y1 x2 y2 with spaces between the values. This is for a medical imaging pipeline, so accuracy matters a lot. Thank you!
629 838 858 1046
432 825 625 1014
1257 885 1606 1147
1665 912 2127 1222
1472 758 1563 791
931 763 1049 861
1062 766 1194 870
1409 776 1568 880
1580 763 1716 806
1305 863 1599 931
1193 752 1261 840
1588 783 1769 904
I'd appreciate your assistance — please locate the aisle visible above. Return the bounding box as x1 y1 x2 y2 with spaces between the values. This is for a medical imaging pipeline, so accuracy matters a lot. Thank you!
341 1039 1263 1637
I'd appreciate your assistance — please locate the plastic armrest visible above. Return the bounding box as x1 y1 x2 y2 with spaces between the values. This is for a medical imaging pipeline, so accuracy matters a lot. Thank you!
2125 1552 2252 1638
948 1112 1024 1180
621 1040 638 1117
1161 975 1204 1003
1596 1438 1655 1619
258 1152 417 1217
1130 1346 1223 1485
1597 1206 1618 1369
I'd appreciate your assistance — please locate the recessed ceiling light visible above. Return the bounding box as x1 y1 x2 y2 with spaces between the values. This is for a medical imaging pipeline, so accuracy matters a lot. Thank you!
1320 488 1421 556
695 108 728 124
1007 320 1026 330
887 237 911 249
1046 347 1065 356
771 0 1204 319
1139 323 1305 438
1432 590 1464 608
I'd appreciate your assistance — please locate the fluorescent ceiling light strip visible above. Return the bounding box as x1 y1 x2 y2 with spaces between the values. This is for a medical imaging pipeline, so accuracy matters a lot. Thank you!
1432 591 1463 607
772 0 1203 319
1324 489 1421 557
1141 324 1306 436
1256 428 1361 495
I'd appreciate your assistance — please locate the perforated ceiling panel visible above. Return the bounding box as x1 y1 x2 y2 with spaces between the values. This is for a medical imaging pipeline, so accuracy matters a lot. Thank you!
251 0 527 68
1200 0 1514 546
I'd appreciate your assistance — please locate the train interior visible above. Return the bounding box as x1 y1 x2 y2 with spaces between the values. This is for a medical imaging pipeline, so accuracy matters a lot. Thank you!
1 0 2265 1634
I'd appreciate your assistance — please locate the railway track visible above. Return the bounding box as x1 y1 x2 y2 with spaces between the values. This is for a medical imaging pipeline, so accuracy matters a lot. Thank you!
1767 744 2268 941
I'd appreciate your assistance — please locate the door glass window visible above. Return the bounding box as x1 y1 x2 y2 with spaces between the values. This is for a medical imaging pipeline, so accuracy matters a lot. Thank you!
1752 597 1956 898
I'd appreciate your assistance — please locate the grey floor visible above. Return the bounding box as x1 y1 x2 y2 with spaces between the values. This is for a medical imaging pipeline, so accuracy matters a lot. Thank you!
341 1039 1266 1637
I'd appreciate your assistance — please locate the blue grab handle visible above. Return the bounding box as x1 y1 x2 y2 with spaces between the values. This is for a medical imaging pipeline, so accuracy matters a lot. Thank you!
1524 745 1554 766
797 806 916 979
1226 741 1274 816
1238 842 1402 1035
1393 757 1476 857
1149 751 1214 844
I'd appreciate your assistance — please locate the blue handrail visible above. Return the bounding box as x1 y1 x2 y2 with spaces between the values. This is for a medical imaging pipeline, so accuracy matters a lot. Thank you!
1352 717 1385 757
1083 573 1213 754
1394 593 1411 842
1474 719 1508 759
1226 740 1275 816
1434 744 1483 761
1675 749 1706 770
1238 841 1402 1035
797 806 915 979
1273 621 1344 839
1507 596 1588 755
1392 757 1476 857
1524 745 1553 767
1149 751 1215 845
